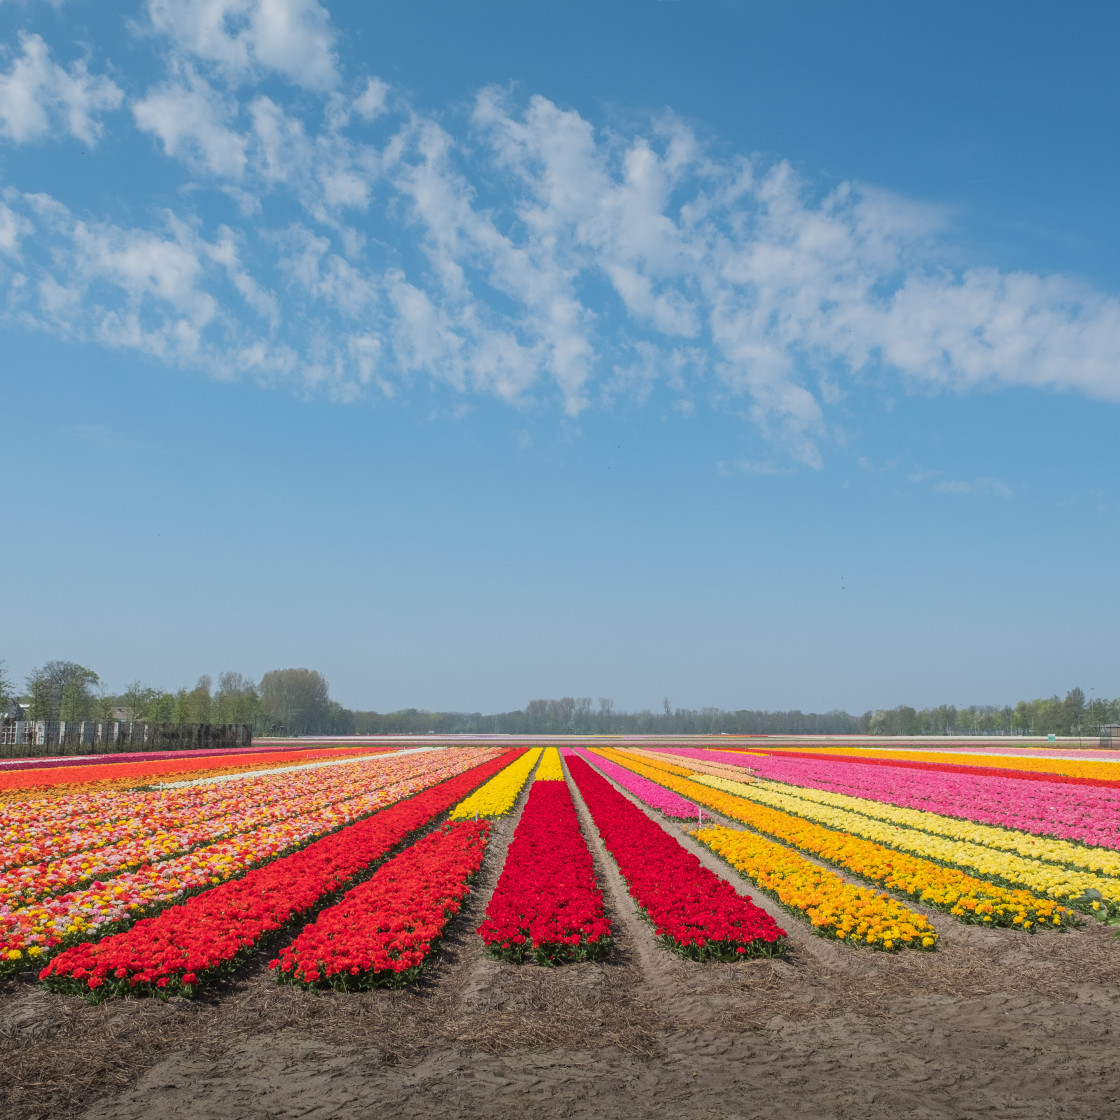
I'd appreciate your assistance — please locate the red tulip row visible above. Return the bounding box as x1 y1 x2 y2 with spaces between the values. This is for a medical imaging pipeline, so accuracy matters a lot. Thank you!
270 820 490 989
39 750 524 998
478 779 612 964
566 757 786 960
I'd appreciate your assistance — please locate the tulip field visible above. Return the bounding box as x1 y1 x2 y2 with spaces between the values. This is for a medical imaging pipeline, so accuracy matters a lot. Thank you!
3 736 1119 1118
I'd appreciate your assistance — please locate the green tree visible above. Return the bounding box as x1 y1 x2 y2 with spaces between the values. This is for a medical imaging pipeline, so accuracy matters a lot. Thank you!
259 668 330 734
0 660 12 713
121 680 162 721
172 688 190 724
186 676 212 723
213 672 259 725
25 661 99 721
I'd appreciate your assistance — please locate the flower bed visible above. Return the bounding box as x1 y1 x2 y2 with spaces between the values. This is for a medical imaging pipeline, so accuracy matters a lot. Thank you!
753 748 1120 788
741 755 1120 853
4 750 507 976
612 756 1072 930
565 756 785 959
1 753 458 907
747 772 1120 876
270 820 490 989
534 748 565 780
478 779 611 964
39 750 522 996
0 746 399 801
449 749 542 819
696 825 937 950
0 743 398 773
565 749 696 819
693 774 1120 913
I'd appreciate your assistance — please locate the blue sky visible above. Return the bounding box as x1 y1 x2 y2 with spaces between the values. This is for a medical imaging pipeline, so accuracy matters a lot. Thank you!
2 0 1118 713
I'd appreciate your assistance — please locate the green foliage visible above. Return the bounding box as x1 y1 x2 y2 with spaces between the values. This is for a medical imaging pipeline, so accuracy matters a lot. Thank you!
25 661 99 721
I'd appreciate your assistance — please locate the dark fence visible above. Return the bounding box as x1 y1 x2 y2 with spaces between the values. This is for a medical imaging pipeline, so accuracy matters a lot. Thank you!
1101 725 1120 750
0 720 252 758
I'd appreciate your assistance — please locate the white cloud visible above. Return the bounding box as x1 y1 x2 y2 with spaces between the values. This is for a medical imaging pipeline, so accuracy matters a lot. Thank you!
145 0 338 90
133 71 247 178
352 77 388 121
0 201 33 255
909 469 1013 500
932 477 1014 500
5 61 1120 458
0 33 122 144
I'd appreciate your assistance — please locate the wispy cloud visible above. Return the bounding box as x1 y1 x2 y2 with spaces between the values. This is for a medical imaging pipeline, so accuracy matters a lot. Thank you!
910 469 1013 500
144 0 339 91
0 33 122 144
2 14 1119 464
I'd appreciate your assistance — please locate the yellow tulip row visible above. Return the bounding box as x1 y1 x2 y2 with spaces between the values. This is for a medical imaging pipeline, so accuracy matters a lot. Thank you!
751 777 1120 880
695 824 937 950
603 752 1070 929
534 748 565 781
449 750 543 819
696 775 1120 911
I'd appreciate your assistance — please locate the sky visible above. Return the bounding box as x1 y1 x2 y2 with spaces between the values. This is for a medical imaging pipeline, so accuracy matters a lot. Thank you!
2 0 1118 715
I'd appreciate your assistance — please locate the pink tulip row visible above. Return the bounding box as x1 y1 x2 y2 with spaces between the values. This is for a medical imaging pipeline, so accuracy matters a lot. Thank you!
658 748 1120 850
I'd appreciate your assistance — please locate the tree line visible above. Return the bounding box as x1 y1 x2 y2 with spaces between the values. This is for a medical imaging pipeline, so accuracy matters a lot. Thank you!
859 688 1119 738
0 661 345 737
2 659 1116 737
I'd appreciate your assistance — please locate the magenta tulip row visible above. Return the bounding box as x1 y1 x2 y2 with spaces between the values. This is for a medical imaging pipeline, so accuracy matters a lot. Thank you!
660 747 1120 850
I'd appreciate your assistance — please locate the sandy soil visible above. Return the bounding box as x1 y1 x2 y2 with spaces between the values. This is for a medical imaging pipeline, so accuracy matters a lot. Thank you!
2 761 1119 1120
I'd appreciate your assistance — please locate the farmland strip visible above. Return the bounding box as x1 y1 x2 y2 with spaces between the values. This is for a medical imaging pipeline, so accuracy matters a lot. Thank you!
449 748 542 818
566 756 785 959
568 748 697 818
3 750 504 974
725 753 1120 853
39 750 523 996
270 820 490 989
606 752 1073 929
478 778 611 964
695 825 937 950
695 773 1120 912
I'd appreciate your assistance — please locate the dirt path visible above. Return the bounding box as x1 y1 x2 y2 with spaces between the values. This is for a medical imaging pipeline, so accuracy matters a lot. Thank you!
1 761 1118 1120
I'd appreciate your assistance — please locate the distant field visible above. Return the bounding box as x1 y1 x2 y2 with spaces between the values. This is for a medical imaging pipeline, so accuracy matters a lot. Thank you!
2 739 1118 1119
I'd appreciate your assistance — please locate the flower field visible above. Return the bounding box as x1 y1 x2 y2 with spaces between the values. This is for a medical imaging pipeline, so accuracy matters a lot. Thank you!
566 756 786 959
0 745 400 801
449 748 543 818
689 773 1120 912
270 820 491 990
569 748 698 818
5 748 510 975
695 824 937 949
741 746 1120 788
534 747 565 780
730 752 1120 850
40 751 521 995
600 750 1075 928
0 735 1111 1009
478 776 611 963
6 738 1119 1120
